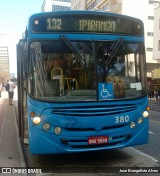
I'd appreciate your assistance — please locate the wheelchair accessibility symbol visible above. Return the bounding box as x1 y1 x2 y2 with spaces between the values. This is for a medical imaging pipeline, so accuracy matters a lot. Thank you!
98 83 113 100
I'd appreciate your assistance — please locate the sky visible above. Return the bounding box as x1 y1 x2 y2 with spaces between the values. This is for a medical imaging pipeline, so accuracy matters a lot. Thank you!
0 0 44 74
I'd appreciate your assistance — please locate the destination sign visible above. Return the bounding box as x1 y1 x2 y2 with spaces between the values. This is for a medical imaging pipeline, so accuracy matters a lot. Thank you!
46 18 116 32
30 13 143 35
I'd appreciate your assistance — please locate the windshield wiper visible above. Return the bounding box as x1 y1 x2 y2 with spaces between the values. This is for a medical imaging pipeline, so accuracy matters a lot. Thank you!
60 35 85 63
102 37 123 81
104 37 124 66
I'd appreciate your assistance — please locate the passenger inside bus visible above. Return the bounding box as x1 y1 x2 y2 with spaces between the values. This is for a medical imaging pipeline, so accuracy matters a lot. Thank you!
48 54 82 95
94 54 126 98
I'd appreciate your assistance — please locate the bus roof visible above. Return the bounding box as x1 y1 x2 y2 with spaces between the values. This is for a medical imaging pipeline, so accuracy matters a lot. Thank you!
29 10 143 23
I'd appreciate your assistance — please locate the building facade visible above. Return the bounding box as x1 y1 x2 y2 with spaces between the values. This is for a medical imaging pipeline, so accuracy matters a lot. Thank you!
42 0 71 12
0 34 10 82
71 0 85 10
71 0 158 78
151 5 160 90
153 6 160 63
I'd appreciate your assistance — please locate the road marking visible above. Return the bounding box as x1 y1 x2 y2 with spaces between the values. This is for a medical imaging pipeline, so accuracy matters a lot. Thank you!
131 147 159 163
150 119 160 124
149 131 154 134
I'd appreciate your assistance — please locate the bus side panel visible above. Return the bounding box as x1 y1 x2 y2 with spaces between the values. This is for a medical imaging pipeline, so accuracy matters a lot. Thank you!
29 127 59 154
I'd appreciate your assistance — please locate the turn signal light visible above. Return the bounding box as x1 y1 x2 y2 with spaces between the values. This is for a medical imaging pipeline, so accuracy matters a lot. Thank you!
30 112 35 117
146 107 150 111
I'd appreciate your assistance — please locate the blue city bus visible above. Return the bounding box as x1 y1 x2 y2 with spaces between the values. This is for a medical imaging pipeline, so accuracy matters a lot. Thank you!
17 11 149 154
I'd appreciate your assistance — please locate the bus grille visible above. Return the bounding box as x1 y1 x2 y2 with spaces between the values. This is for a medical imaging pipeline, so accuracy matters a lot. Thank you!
52 104 136 149
51 104 138 116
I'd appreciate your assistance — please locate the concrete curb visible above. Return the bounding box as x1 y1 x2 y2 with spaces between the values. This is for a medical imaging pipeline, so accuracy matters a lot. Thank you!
13 105 26 168
13 101 28 176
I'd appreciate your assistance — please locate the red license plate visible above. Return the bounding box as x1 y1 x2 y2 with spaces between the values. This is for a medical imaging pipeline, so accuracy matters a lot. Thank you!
88 136 108 145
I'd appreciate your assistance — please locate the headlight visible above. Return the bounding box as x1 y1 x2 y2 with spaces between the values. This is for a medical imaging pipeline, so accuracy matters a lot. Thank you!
138 117 143 124
130 122 136 128
43 123 51 131
32 117 41 125
54 127 62 134
143 111 149 118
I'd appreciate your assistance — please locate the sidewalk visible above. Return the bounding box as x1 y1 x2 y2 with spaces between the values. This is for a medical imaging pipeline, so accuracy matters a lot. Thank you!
0 90 26 175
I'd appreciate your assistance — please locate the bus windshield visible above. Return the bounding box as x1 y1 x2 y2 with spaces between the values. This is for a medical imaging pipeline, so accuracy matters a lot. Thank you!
28 39 147 101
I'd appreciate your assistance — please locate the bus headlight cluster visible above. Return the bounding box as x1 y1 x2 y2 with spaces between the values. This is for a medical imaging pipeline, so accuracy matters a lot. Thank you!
30 112 62 133
130 117 144 128
130 111 149 129
30 112 41 125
